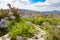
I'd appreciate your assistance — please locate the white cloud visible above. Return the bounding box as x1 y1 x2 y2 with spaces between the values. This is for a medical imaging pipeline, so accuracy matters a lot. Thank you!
0 0 13 9
49 0 60 3
18 0 60 11
0 0 60 11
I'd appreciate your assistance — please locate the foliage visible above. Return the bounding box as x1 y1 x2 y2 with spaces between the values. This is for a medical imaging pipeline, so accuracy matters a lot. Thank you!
0 4 60 40
32 16 48 25
7 5 38 39
47 18 59 25
0 27 8 37
9 20 37 39
40 21 60 40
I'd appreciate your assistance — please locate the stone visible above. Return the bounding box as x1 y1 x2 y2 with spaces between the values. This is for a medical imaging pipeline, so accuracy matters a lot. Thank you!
42 22 49 26
0 34 11 40
35 36 38 39
27 38 33 40
16 35 24 40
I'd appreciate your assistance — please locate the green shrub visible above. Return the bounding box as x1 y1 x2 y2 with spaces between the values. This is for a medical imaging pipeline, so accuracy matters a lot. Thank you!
32 17 48 25
47 18 59 25
9 20 37 39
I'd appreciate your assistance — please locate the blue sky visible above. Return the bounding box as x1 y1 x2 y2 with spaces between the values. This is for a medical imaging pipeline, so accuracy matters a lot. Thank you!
29 0 46 3
0 0 60 11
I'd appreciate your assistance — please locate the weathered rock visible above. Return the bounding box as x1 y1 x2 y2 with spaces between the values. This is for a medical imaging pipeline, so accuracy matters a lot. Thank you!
42 22 49 26
27 38 33 40
0 34 11 40
27 24 46 40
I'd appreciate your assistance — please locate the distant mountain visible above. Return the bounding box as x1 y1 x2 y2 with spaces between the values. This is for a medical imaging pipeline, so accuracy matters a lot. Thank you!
53 10 60 13
20 9 60 12
19 9 60 14
13 9 60 18
19 9 39 12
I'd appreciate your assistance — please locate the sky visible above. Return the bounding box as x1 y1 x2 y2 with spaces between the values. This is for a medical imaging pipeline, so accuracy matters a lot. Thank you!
0 0 60 12
29 0 46 3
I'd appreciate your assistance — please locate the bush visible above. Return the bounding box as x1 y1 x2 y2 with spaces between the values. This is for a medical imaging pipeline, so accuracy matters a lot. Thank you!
41 24 60 40
9 20 37 39
32 17 48 25
47 18 59 25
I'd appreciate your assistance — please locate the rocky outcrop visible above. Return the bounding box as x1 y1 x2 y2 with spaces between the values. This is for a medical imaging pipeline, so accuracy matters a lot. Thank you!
27 24 46 40
0 34 11 40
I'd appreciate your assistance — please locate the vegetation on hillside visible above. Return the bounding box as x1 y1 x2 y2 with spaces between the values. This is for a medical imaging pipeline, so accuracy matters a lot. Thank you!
0 4 60 40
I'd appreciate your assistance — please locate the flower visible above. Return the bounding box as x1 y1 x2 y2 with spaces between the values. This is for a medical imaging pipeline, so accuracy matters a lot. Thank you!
0 21 2 28
17 35 24 40
1 19 6 22
4 17 8 20
7 4 11 9
10 16 15 20
5 21 10 26
27 21 32 26
8 12 13 16
7 4 11 7
0 18 10 28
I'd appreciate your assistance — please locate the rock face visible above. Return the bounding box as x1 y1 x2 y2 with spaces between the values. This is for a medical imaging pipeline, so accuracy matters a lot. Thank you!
0 34 11 40
27 24 46 40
